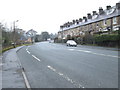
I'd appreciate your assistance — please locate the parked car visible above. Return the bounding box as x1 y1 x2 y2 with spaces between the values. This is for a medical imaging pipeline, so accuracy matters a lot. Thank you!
49 40 54 43
66 40 77 47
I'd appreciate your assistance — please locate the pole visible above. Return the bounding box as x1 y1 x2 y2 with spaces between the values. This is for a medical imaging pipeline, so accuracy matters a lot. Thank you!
13 20 19 48
13 21 16 48
62 28 63 44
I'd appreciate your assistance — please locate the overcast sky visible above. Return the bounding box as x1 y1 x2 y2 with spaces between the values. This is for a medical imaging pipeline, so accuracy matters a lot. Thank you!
0 0 119 34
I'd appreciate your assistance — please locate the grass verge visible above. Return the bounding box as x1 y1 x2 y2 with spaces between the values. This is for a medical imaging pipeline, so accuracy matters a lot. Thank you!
1 43 32 53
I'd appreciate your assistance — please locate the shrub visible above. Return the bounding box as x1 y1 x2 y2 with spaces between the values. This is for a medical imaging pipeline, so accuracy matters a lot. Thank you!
94 34 119 42
93 34 119 46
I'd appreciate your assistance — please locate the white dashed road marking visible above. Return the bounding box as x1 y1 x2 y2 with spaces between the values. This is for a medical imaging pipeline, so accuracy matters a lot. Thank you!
32 55 41 61
47 65 84 88
27 51 31 54
77 50 91 53
68 49 75 51
26 46 31 54
91 52 120 58
68 49 119 58
26 46 41 61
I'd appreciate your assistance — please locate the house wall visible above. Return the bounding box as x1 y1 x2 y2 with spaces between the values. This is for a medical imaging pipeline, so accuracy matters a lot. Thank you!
58 3 120 39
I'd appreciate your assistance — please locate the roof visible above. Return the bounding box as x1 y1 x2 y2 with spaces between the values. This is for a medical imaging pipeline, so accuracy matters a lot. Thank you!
60 5 120 32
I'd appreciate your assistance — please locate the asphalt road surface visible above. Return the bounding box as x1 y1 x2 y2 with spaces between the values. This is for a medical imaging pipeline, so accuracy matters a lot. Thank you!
17 42 118 88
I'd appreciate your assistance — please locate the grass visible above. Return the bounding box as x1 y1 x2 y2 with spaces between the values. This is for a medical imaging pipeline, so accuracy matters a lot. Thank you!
1 43 32 53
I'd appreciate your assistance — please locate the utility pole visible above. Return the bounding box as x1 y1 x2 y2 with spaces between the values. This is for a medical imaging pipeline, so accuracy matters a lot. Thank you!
12 20 19 48
62 28 64 44
60 25 64 44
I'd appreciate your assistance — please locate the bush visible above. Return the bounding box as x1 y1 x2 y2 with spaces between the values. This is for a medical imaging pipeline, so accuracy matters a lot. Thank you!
83 34 94 44
93 34 119 47
94 34 119 42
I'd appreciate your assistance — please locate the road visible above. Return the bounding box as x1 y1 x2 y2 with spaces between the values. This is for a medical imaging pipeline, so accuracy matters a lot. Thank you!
17 42 118 88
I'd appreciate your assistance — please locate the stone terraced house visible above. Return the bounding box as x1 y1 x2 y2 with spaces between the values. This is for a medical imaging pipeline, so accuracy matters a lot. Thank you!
58 2 120 40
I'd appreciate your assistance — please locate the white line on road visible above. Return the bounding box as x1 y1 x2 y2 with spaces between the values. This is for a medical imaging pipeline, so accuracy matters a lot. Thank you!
26 46 30 51
32 55 41 61
67 47 77 48
47 65 84 88
22 70 31 89
77 50 91 53
17 54 31 89
27 51 31 54
47 65 56 72
91 52 120 58
26 47 28 51
0 63 3 66
26 46 31 54
68 49 75 51
72 49 119 58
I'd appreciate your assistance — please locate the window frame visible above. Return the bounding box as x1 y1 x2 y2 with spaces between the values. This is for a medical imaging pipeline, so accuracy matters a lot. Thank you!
113 17 117 24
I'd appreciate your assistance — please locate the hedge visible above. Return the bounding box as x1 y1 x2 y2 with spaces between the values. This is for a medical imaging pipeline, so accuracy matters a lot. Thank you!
93 34 119 47
94 34 119 42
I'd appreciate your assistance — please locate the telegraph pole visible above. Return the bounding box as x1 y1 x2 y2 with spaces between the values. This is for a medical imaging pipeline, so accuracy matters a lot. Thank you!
60 25 64 44
12 20 19 48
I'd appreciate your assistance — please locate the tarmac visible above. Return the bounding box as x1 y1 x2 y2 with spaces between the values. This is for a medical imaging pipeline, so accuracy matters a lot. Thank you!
0 44 119 89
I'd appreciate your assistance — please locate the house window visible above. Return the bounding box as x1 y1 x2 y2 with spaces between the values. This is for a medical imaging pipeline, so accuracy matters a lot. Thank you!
113 17 117 24
103 20 107 26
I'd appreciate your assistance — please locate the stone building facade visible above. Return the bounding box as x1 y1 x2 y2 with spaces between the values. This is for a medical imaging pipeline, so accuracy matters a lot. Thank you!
58 2 120 40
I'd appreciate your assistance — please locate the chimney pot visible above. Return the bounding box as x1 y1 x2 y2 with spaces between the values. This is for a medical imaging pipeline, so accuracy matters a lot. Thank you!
83 16 87 22
79 18 82 22
106 5 111 10
87 13 92 19
93 11 97 15
99 7 104 15
116 3 120 9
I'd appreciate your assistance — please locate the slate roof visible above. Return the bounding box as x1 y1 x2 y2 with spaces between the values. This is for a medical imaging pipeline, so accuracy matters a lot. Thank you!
59 5 120 32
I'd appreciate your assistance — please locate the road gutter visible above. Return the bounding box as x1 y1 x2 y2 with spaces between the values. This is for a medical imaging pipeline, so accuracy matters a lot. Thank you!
21 67 31 90
16 46 31 90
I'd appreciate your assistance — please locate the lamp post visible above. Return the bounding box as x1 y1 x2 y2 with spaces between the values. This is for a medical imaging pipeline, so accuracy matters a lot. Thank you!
12 20 19 48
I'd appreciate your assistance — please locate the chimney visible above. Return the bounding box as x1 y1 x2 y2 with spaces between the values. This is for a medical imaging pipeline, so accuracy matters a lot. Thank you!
106 5 111 10
67 22 70 27
93 11 97 15
60 25 63 29
99 7 104 15
70 22 73 25
72 20 76 24
83 16 87 22
87 13 92 19
76 19 79 24
116 3 120 9
79 18 82 22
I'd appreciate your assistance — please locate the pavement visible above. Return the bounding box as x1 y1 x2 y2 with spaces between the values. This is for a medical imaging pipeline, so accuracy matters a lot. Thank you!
0 55 2 90
1 46 26 89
